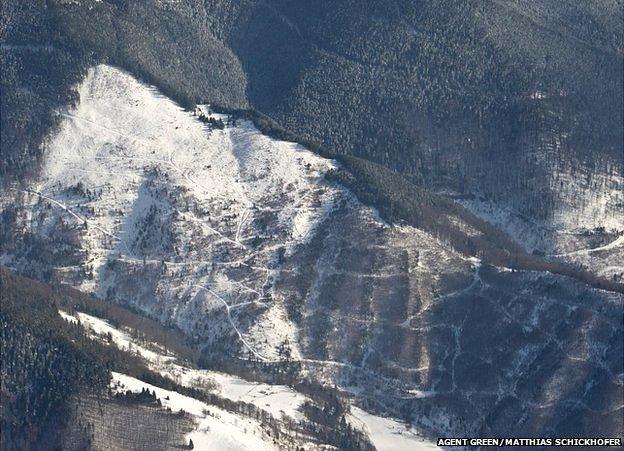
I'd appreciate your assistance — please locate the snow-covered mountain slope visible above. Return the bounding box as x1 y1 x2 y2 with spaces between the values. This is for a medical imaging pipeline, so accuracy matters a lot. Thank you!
59 307 440 450
2 64 622 442
349 407 440 451
5 63 346 359
1 64 469 367
59 309 308 421
458 194 624 280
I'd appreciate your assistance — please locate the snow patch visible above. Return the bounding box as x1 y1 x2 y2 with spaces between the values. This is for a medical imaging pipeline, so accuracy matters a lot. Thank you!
349 407 440 450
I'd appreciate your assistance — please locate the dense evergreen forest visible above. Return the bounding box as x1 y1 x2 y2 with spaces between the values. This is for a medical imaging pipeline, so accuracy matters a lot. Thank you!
1 267 111 449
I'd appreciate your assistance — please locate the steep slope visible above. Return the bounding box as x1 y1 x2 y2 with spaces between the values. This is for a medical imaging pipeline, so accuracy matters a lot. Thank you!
2 65 622 442
3 64 346 360
2 266 379 450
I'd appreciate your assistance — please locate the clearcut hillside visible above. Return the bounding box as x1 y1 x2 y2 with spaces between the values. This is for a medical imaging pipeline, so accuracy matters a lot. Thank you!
2 0 622 235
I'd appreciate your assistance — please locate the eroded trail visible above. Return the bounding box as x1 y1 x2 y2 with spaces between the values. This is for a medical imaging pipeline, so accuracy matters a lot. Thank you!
549 234 624 257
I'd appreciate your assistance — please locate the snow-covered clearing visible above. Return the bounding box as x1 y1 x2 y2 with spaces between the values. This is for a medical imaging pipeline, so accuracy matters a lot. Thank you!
58 310 79 324
66 309 175 363
349 407 441 451
14 63 448 449
550 234 624 257
458 196 624 278
112 372 277 451
3 62 457 378
13 63 351 359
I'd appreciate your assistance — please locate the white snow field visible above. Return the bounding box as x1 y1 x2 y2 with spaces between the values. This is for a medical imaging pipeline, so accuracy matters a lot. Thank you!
3 63 472 371
459 195 624 279
15 63 465 374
